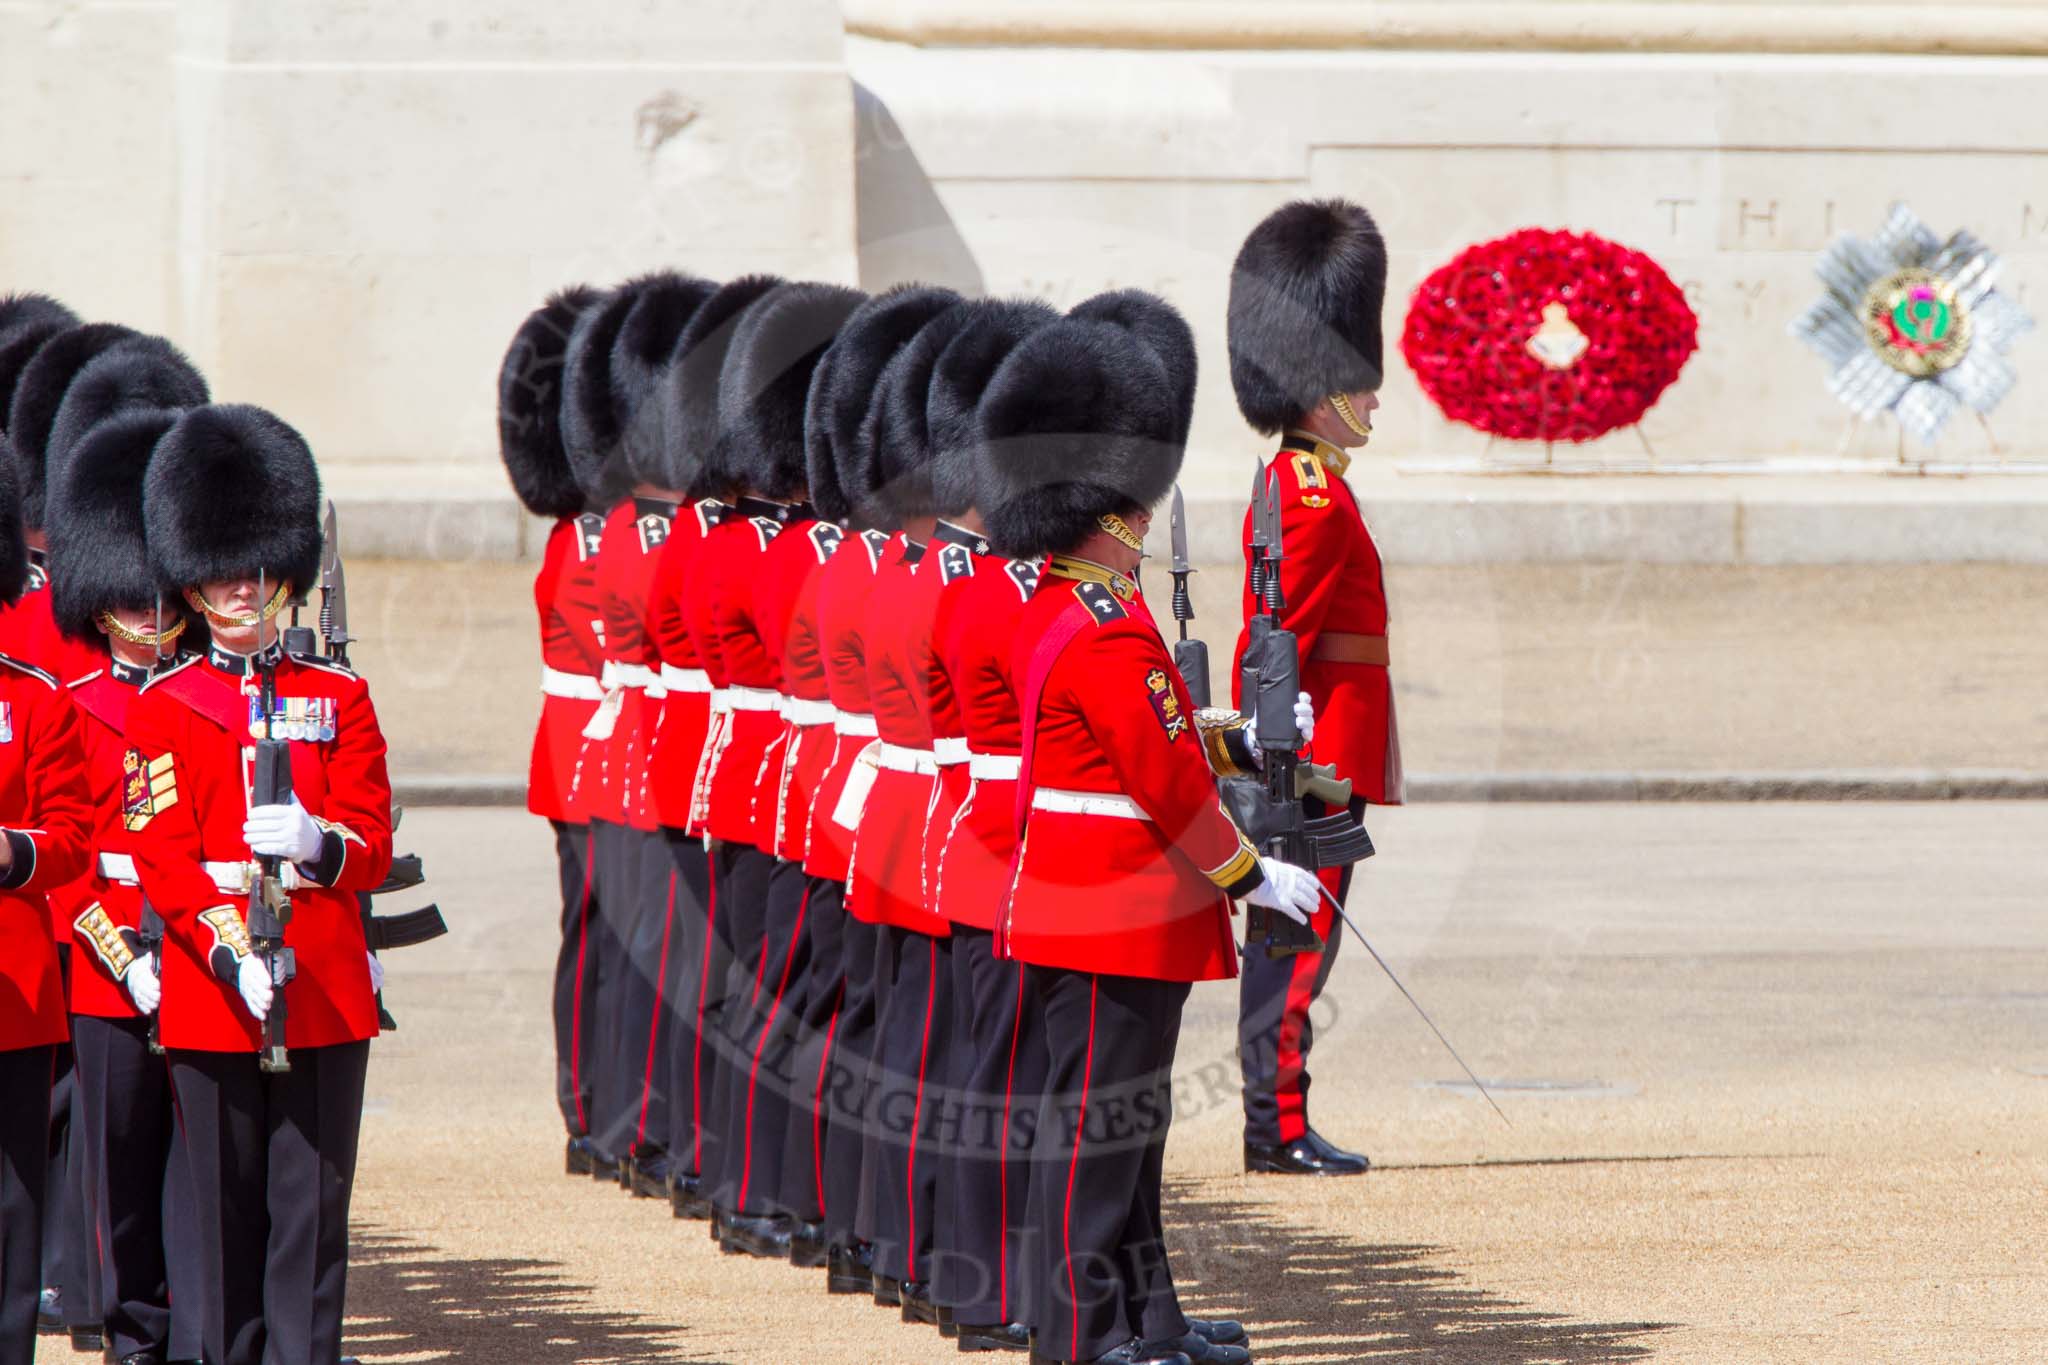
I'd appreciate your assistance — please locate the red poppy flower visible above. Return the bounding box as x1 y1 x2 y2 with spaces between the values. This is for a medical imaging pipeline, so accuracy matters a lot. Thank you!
1400 228 1699 443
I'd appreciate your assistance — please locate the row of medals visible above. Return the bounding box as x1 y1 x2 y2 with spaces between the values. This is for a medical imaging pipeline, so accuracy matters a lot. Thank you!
247 695 337 743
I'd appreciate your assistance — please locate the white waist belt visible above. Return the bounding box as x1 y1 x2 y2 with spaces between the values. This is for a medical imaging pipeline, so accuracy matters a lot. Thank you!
968 753 1022 781
784 697 836 727
1030 787 1151 822
96 852 301 892
97 852 139 884
933 737 970 767
835 711 879 738
876 742 937 776
727 685 781 712
540 665 603 701
659 664 714 694
710 688 734 715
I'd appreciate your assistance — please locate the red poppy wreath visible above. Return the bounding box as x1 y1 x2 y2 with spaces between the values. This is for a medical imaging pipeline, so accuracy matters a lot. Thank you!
1400 228 1699 443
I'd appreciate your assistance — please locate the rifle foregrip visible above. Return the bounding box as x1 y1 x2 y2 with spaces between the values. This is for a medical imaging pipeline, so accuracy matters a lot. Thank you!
1173 638 1211 709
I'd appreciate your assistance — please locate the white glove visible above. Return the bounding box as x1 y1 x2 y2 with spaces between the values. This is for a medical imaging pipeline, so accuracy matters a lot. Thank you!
236 954 274 1022
1245 857 1320 926
367 951 385 993
125 954 161 1014
1292 690 1316 744
243 797 323 864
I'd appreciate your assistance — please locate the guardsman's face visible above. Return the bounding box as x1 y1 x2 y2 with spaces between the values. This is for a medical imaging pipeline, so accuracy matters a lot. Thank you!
99 604 179 664
202 577 267 652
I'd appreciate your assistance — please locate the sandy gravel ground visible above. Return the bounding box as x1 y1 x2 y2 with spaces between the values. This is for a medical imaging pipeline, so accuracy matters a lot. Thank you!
51 801 2044 1364
342 561 2048 779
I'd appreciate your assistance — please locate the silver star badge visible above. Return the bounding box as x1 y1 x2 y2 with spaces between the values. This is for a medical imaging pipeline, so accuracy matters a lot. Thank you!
1790 202 2032 445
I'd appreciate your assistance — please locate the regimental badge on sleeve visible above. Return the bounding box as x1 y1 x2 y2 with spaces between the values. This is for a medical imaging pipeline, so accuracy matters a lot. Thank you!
122 748 178 831
1145 667 1188 742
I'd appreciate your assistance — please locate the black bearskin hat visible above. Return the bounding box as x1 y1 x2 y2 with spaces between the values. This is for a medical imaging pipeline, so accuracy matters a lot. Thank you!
928 298 1060 520
47 335 209 475
48 407 184 640
498 284 605 519
804 285 961 528
658 274 783 499
977 290 1196 560
144 404 323 598
612 271 716 489
712 283 865 502
0 441 27 608
8 321 142 528
560 279 646 509
859 302 981 528
0 293 78 431
1227 197 1388 436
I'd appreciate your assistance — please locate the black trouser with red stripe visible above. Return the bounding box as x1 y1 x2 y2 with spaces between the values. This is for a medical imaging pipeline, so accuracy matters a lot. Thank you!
824 910 883 1249
608 828 694 1166
71 1013 187 1360
663 833 718 1180
549 819 603 1139
934 928 1046 1329
1028 968 1190 1364
0 1043 53 1365
167 1041 370 1365
720 858 814 1217
703 842 775 1210
1238 795 1362 1147
584 818 632 1160
779 876 846 1225
869 926 951 1285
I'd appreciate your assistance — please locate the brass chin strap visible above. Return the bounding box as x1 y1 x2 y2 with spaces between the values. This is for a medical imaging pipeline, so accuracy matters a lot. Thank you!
185 582 292 629
1329 392 1374 442
98 612 187 647
1096 514 1145 553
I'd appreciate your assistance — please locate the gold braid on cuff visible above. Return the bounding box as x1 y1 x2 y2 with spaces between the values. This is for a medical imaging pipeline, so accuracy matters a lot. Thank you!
1097 514 1145 553
185 582 292 629
1329 392 1373 442
98 611 187 648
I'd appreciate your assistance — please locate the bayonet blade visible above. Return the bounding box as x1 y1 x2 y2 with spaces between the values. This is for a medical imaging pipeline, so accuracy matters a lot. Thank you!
319 500 352 651
1169 485 1192 575
1261 467 1285 565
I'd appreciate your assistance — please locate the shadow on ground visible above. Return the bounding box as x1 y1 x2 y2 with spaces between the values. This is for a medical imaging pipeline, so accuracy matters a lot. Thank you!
344 1225 721 1364
1165 1178 1672 1363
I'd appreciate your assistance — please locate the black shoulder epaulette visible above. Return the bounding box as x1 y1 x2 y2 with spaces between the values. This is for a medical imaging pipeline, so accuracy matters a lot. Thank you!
859 529 891 571
0 651 60 689
938 542 975 584
574 511 606 560
1073 581 1127 625
749 515 783 551
137 654 201 693
1005 559 1041 602
809 522 845 563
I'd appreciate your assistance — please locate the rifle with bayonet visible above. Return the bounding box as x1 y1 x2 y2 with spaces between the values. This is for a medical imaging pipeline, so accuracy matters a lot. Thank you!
1222 466 1375 959
302 502 447 1030
250 573 298 1072
1168 487 1210 707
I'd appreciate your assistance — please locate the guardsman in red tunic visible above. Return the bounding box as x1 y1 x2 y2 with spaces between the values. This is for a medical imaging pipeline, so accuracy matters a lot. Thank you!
789 286 959 1297
497 284 616 1176
0 451 93 1365
901 295 1056 1350
1226 198 1397 1177
561 272 716 1189
683 282 864 1250
43 386 208 1365
125 404 395 1365
981 298 1314 1365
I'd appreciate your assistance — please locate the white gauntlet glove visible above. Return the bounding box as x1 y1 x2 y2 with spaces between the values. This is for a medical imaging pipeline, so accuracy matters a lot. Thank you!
243 796 323 864
236 954 274 1022
125 954 161 1014
1245 857 1320 926
1292 690 1316 744
367 951 385 993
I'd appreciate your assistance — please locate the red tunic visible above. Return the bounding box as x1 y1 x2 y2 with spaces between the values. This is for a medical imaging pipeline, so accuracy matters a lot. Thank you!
917 533 984 911
125 649 395 1052
802 530 895 883
686 506 791 848
761 520 846 862
52 661 153 1020
528 514 606 823
646 499 725 833
0 653 91 1049
846 543 950 938
0 560 116 688
1232 436 1401 805
931 553 1042 931
573 496 675 831
1004 565 1259 982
